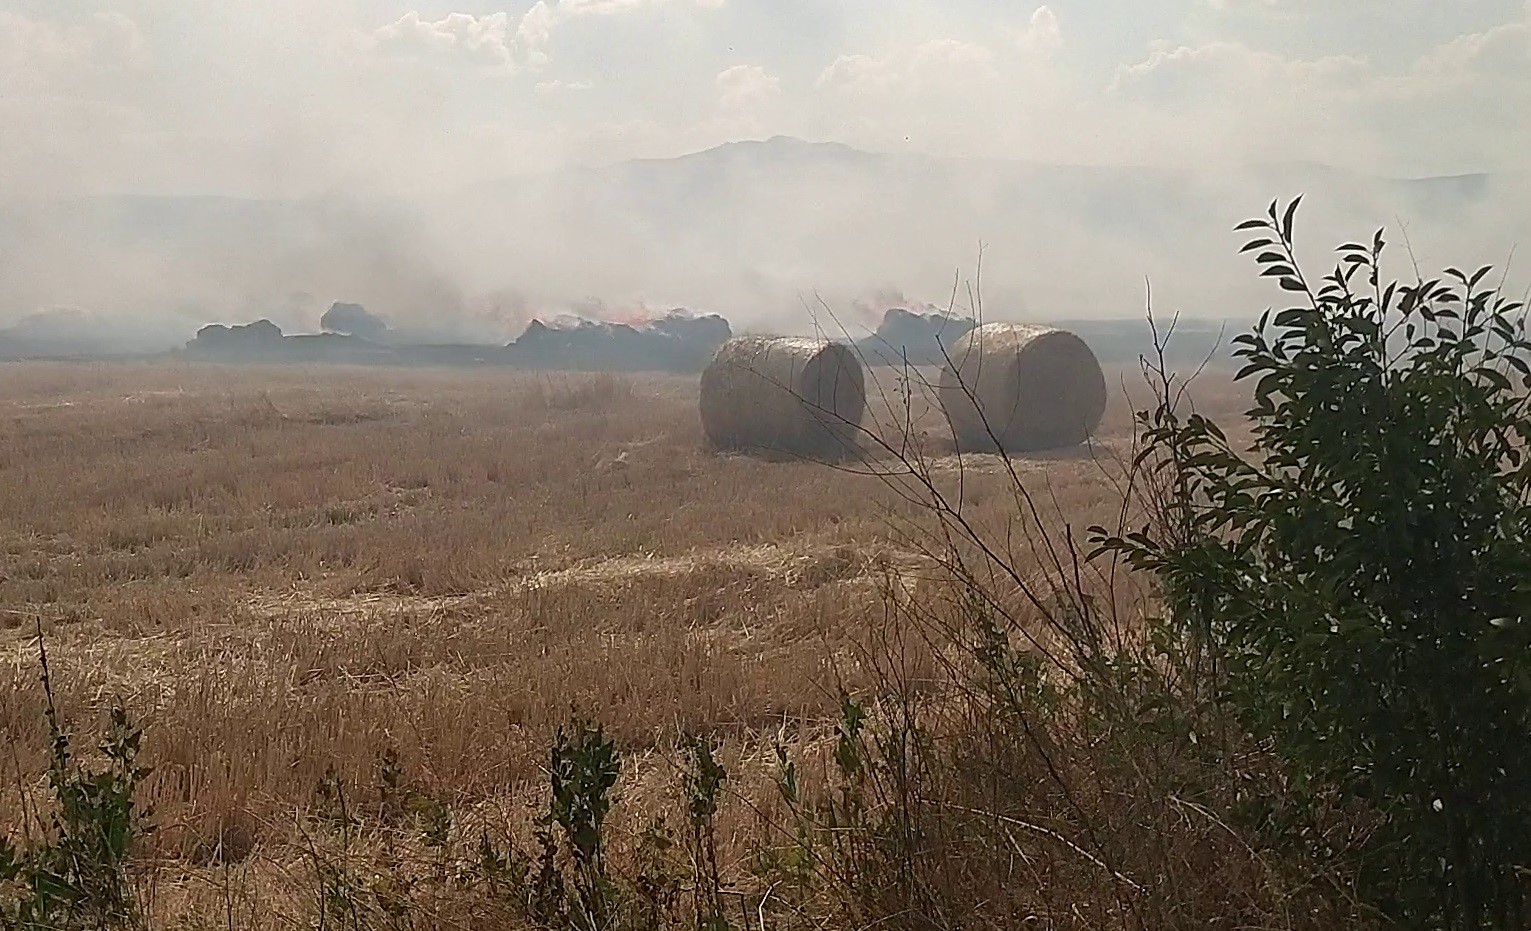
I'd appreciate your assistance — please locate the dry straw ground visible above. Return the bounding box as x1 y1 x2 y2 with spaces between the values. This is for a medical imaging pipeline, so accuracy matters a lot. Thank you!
0 359 1252 927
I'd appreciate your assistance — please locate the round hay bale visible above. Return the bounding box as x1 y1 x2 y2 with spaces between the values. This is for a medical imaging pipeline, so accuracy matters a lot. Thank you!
699 336 866 458
937 323 1107 452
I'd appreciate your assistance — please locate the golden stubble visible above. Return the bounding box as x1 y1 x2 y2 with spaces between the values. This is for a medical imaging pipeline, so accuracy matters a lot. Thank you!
0 359 1251 926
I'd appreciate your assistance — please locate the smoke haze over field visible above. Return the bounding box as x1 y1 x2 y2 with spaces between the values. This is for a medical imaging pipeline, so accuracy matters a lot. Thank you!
3 1 1530 352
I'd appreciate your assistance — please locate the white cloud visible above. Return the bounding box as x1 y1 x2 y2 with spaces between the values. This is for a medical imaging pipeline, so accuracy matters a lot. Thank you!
0 11 146 93
1107 6 1531 174
818 39 996 93
1405 15 1529 88
371 0 723 72
816 53 890 90
518 2 557 67
560 0 727 14
1020 6 1063 55
716 64 780 111
373 11 531 71
1110 40 1368 95
536 78 595 93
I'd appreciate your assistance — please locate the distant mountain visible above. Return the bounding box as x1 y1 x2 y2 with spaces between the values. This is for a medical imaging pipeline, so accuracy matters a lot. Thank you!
458 137 1513 239
1 136 1525 358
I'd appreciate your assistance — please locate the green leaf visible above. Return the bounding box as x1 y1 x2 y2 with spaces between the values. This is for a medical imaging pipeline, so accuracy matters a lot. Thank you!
1281 196 1303 240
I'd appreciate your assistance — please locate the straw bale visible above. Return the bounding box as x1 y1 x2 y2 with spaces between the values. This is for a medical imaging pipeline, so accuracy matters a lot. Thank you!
699 336 866 458
937 323 1107 452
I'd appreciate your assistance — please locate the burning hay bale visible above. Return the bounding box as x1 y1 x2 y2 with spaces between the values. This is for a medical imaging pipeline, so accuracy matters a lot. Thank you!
937 323 1107 452
699 337 866 458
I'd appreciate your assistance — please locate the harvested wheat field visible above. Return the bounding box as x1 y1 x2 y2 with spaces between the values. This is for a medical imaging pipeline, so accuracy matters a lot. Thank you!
0 360 1268 930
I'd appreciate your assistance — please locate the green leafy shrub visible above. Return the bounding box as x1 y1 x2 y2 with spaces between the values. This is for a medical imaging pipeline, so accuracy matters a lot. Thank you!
545 718 622 930
1097 198 1531 928
681 735 728 931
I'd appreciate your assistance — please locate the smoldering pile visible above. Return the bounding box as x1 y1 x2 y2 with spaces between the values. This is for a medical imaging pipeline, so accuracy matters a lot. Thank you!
185 318 395 364
186 319 285 359
182 303 731 373
504 310 731 373
320 302 391 342
854 307 977 367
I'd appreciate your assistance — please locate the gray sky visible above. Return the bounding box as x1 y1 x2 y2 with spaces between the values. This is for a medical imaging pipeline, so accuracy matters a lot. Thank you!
5 0 1529 198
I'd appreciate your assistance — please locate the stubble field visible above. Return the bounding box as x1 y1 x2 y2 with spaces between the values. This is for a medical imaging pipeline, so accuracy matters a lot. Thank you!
0 360 1252 927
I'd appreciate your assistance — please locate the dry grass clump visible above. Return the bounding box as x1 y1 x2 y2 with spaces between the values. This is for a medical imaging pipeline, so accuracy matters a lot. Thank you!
523 371 638 412
0 359 1300 930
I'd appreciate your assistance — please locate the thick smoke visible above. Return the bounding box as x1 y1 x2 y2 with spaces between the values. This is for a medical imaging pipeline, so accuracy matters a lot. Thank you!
1 138 1528 360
